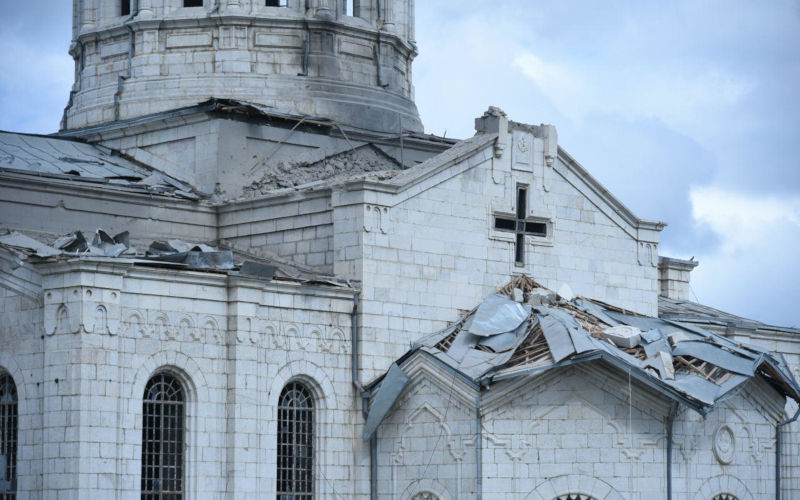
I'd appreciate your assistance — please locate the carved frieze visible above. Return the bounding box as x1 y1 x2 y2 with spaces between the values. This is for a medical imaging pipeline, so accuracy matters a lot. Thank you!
121 308 348 352
44 287 120 336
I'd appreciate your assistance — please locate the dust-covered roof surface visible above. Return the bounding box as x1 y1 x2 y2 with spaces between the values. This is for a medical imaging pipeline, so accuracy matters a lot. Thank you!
408 276 800 414
0 131 197 198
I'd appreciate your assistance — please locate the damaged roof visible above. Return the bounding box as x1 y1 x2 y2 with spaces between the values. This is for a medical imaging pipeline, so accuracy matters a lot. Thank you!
0 229 351 288
408 276 800 414
244 143 403 197
0 131 197 198
659 295 800 335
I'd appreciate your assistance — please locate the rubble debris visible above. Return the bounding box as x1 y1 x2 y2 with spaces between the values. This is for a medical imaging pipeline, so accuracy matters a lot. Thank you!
557 283 575 301
243 144 402 196
527 288 556 306
601 325 642 349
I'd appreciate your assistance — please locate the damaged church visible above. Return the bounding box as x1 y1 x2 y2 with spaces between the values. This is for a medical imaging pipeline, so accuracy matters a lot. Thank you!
0 1 798 499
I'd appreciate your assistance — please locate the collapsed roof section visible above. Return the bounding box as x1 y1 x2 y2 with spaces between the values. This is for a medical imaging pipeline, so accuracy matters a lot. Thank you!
0 229 351 288
408 276 800 415
0 131 197 199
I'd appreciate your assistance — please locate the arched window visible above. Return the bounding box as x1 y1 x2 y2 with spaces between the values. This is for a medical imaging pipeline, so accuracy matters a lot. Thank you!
713 495 739 500
142 373 185 500
411 492 440 500
0 373 17 500
277 381 314 500
554 495 598 500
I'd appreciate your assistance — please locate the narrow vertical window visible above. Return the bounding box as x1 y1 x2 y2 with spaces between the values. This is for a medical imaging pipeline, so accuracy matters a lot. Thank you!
142 373 185 500
277 382 314 500
0 374 17 500
184 0 203 7
266 0 288 5
121 0 131 16
343 0 358 17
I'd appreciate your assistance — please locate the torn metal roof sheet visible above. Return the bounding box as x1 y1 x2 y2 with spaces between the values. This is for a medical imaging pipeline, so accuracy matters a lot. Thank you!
0 131 197 198
0 229 351 288
409 275 800 414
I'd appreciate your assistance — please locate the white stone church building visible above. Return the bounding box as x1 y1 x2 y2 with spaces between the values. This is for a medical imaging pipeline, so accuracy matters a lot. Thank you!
0 1 798 499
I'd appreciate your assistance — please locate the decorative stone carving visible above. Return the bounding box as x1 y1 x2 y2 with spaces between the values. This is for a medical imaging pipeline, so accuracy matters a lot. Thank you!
364 205 389 234
713 424 736 465
393 403 465 465
512 132 533 171
637 242 658 267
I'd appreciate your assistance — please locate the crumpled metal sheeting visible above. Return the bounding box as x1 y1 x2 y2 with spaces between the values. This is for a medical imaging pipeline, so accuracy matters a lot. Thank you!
605 310 692 338
467 294 530 337
145 250 234 270
643 337 671 358
672 341 760 376
479 331 520 352
0 231 62 257
574 298 620 327
362 363 410 440
537 306 595 357
670 373 723 406
413 322 459 350
396 278 800 416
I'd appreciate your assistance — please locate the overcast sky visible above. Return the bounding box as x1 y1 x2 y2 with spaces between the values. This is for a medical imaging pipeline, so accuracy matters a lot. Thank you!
1 1 799 327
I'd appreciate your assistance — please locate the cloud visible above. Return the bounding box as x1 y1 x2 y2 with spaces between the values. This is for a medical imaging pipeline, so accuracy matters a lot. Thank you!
512 52 753 137
668 187 800 327
690 187 800 255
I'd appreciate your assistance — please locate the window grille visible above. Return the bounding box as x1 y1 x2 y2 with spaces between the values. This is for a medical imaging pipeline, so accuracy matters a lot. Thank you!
410 493 439 500
712 495 739 500
277 381 314 500
142 373 185 500
0 374 17 500
554 495 598 500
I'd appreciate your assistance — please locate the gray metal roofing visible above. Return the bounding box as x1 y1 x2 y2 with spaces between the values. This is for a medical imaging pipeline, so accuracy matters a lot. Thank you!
659 295 800 334
0 131 153 180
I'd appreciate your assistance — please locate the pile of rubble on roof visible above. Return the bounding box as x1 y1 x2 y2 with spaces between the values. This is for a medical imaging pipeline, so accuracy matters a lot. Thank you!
243 144 402 197
413 276 800 414
0 229 350 287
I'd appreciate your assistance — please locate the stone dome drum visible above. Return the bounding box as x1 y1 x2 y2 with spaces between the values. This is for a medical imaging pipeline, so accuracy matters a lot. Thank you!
63 0 423 134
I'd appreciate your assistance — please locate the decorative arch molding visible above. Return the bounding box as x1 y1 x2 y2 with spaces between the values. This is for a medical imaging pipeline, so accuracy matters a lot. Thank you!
267 360 336 411
127 351 209 500
692 476 753 500
525 474 623 500
130 351 208 406
400 478 454 500
0 355 31 419
266 360 337 498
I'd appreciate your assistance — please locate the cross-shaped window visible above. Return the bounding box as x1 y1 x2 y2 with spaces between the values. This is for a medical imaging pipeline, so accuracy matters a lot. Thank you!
494 185 547 266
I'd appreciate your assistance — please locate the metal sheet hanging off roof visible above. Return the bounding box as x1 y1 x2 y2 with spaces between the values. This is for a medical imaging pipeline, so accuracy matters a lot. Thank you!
363 363 410 440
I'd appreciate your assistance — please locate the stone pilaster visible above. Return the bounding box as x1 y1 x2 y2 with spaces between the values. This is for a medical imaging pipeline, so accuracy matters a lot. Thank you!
39 261 127 499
